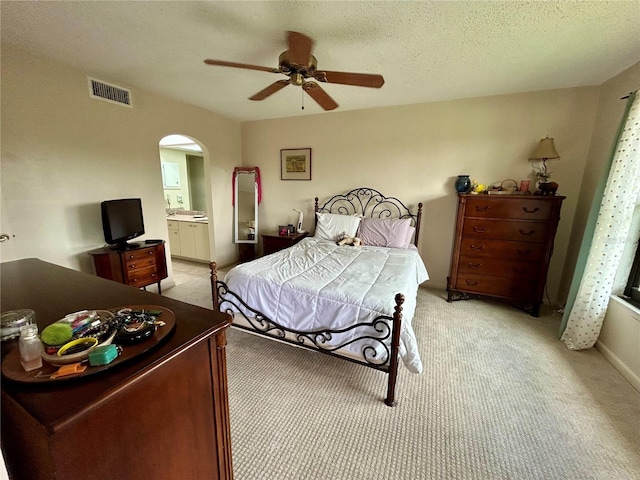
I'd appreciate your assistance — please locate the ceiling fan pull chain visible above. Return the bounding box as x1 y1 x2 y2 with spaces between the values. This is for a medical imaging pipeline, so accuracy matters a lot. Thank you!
301 88 304 110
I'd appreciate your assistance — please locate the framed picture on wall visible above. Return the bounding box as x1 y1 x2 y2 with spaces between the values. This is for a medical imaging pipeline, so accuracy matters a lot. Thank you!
280 148 311 181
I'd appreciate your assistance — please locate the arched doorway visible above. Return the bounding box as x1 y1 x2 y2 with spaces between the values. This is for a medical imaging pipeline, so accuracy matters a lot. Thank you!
158 134 213 292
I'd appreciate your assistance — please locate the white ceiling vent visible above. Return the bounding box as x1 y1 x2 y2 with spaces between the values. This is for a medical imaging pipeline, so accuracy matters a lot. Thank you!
88 77 132 107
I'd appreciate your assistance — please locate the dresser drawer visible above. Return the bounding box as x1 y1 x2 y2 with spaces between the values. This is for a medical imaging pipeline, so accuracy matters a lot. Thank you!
460 238 545 261
126 265 159 285
123 247 156 262
455 273 536 300
465 197 552 220
462 219 547 242
126 256 156 271
167 220 179 230
458 255 539 278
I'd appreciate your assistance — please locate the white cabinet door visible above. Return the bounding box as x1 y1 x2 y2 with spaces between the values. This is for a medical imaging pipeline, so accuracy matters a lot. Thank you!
175 222 209 261
167 220 181 256
178 222 197 259
168 229 181 256
193 223 210 261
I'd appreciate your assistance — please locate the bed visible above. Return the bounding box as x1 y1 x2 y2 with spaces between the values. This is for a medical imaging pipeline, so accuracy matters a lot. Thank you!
210 187 429 406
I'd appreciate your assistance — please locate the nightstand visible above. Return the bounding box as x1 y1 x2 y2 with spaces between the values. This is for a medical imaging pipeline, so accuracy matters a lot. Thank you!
262 231 309 256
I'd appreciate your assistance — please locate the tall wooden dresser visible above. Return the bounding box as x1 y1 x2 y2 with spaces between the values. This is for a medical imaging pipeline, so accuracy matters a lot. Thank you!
447 194 565 316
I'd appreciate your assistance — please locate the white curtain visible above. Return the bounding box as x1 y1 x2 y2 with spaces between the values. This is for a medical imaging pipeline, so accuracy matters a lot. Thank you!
561 93 640 350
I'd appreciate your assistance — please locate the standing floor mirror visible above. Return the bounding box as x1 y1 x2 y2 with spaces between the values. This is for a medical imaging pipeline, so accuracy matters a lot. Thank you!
234 168 258 260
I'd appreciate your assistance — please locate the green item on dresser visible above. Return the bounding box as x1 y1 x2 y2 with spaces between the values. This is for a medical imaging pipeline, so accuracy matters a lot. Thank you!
40 323 73 346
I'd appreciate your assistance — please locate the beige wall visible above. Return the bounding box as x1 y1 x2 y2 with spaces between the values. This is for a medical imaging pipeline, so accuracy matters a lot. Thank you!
242 88 600 303
0 44 242 281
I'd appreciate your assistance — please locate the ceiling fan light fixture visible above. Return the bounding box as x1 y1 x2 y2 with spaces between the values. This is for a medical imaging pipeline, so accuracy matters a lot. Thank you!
291 73 304 86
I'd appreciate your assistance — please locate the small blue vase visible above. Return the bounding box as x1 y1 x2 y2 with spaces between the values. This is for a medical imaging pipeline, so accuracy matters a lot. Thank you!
455 175 471 193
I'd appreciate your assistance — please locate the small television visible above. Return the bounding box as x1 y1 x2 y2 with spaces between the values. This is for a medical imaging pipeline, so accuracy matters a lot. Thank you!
101 198 145 250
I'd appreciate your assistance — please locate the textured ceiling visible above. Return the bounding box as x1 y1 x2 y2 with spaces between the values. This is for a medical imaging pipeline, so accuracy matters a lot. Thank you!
2 1 639 122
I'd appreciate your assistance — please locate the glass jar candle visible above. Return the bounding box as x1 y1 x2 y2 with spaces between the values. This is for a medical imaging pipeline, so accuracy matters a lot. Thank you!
19 324 43 371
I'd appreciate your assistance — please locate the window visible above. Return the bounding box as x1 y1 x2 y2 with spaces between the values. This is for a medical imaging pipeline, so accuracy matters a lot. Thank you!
623 240 640 308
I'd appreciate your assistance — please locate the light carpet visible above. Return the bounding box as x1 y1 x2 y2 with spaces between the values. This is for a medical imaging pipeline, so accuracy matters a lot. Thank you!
164 265 640 479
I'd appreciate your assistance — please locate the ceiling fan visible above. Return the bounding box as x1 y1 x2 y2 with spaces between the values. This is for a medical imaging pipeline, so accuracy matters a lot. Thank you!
204 31 384 111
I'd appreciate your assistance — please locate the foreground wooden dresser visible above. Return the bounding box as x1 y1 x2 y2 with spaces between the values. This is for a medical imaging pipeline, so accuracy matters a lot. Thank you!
447 194 565 316
1 258 233 480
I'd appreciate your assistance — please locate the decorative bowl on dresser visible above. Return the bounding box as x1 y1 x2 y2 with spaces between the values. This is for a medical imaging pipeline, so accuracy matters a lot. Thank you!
447 194 565 316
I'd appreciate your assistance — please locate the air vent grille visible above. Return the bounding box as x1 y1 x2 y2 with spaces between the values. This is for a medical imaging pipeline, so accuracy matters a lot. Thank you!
88 77 132 107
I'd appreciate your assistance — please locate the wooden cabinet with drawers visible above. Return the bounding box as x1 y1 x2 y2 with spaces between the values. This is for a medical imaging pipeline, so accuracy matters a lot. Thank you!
89 241 168 294
262 231 309 256
447 194 565 316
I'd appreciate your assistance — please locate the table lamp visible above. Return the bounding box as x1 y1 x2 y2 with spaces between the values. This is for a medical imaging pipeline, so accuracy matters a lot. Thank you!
529 136 560 195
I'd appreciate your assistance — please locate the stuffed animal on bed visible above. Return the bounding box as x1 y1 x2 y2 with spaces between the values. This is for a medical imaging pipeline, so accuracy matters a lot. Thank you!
336 231 363 247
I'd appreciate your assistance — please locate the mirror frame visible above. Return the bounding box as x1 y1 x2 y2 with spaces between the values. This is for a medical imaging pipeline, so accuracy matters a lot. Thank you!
234 170 258 244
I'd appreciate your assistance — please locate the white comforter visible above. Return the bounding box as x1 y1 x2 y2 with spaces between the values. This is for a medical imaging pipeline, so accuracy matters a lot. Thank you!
222 237 429 373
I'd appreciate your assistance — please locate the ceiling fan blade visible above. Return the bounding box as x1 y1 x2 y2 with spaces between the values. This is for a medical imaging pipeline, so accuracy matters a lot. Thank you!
314 70 385 88
204 59 279 74
287 31 314 66
302 82 338 111
249 80 291 101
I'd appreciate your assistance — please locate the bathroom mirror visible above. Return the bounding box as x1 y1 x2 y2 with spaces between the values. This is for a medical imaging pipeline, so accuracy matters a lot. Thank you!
234 170 258 244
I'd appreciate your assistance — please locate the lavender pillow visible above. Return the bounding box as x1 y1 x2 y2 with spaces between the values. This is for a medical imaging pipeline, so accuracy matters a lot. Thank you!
357 217 413 249
404 226 416 247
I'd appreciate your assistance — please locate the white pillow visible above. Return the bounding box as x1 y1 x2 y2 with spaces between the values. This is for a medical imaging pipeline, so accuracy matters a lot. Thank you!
314 213 361 242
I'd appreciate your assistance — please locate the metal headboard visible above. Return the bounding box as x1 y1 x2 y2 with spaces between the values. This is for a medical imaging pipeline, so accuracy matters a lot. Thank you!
314 187 422 245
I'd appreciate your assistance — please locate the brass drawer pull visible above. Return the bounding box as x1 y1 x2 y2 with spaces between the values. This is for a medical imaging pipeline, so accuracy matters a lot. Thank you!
468 262 482 268
473 226 488 233
465 280 480 286
519 229 536 236
475 205 491 212
470 244 485 250
523 207 540 214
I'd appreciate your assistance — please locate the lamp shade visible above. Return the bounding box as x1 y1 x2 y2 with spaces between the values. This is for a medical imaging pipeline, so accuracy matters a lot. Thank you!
529 136 560 161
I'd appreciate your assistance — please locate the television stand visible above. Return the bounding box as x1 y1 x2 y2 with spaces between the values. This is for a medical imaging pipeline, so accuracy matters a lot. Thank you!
89 241 168 294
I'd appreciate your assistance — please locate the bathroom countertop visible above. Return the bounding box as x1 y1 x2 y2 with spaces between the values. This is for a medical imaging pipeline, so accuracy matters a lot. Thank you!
167 214 208 223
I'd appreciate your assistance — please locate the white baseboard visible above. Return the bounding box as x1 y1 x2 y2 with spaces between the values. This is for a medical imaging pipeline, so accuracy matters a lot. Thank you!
596 339 640 393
